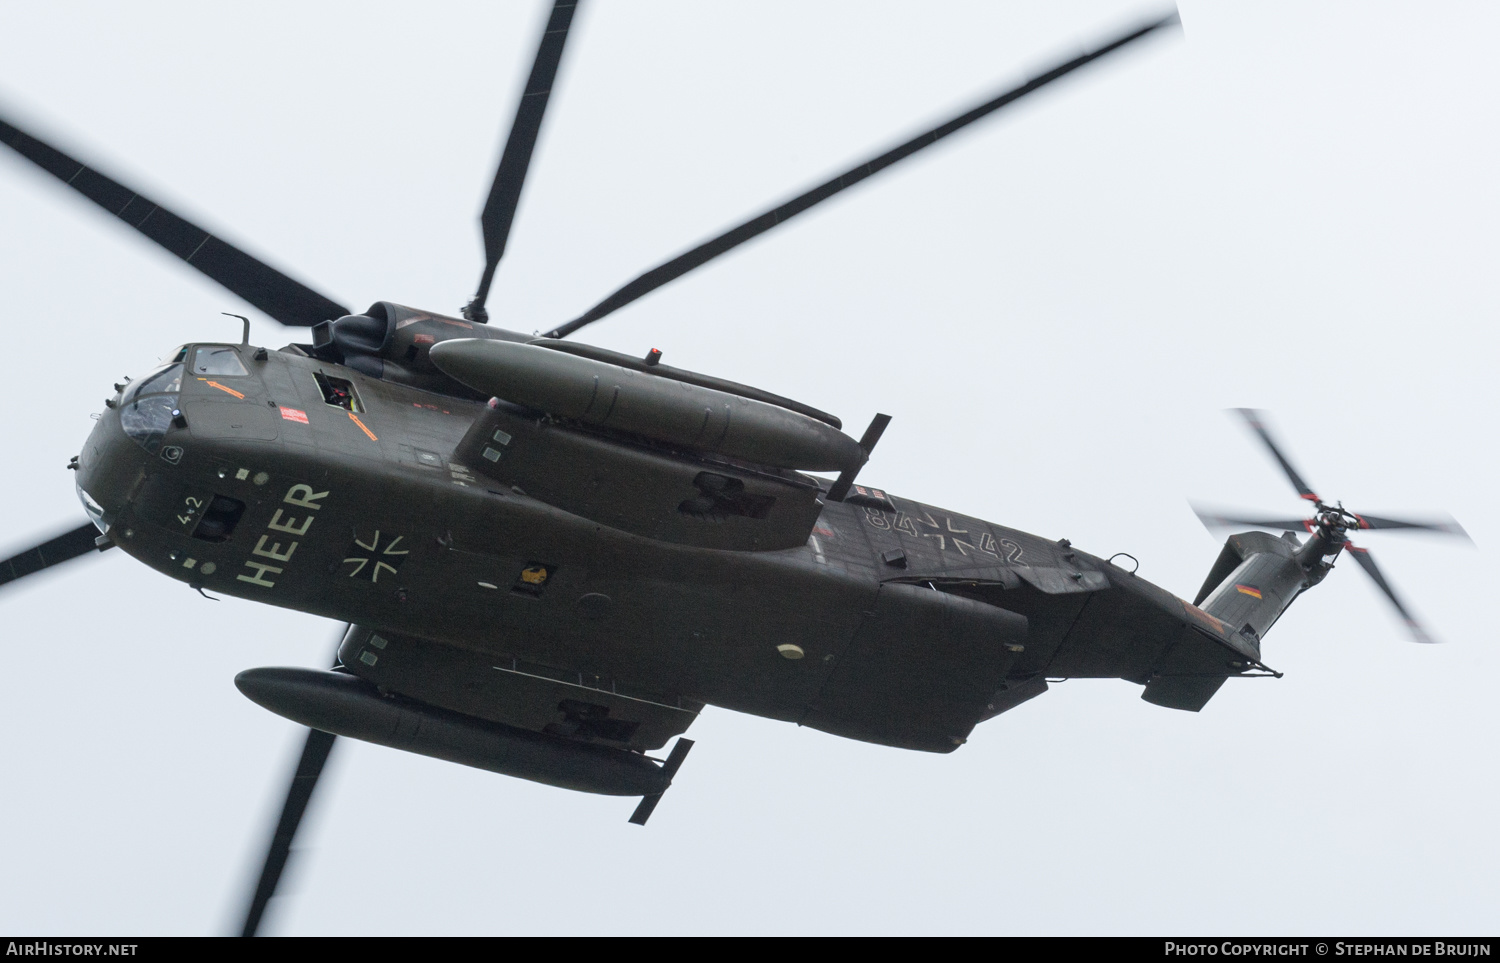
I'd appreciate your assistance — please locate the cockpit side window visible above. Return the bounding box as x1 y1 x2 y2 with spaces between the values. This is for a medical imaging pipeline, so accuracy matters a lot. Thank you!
313 370 363 412
119 357 185 454
119 395 178 455
192 345 249 377
123 362 183 404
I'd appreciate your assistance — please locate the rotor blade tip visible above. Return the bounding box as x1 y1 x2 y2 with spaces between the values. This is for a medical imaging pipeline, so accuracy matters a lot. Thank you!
557 7 1181 338
1407 621 1440 645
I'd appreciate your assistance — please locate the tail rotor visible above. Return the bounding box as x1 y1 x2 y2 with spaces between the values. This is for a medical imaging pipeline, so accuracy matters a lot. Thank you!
1192 409 1469 644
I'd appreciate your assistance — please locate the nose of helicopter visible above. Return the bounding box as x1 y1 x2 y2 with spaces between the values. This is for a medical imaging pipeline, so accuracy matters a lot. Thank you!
74 396 154 539
73 343 271 537
73 354 199 540
71 342 284 572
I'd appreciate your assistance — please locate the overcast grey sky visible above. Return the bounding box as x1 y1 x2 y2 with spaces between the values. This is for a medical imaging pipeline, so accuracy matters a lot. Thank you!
0 1 1496 935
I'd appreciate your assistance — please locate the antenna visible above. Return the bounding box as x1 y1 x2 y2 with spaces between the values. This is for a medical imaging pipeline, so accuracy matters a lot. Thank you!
222 312 250 345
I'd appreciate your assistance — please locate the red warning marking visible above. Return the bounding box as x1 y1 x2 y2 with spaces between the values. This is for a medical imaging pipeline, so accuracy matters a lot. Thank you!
279 407 309 424
1235 584 1263 599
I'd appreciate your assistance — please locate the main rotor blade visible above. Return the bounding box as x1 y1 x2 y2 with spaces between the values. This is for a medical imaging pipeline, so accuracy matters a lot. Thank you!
1191 506 1312 534
1231 408 1321 504
1343 543 1436 644
0 522 102 591
1354 512 1470 538
239 628 350 937
0 113 348 326
544 10 1181 339
240 726 337 937
464 0 580 323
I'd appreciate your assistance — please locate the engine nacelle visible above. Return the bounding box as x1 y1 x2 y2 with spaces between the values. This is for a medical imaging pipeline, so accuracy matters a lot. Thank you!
311 301 529 395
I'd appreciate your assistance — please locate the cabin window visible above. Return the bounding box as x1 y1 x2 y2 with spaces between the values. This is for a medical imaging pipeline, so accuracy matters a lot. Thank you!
192 345 249 377
313 371 363 412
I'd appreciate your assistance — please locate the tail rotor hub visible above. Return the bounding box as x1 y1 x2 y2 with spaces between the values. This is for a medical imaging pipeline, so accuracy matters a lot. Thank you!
1311 505 1357 537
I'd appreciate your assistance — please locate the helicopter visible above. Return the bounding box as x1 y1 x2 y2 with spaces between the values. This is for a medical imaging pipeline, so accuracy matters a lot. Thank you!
0 0 1482 936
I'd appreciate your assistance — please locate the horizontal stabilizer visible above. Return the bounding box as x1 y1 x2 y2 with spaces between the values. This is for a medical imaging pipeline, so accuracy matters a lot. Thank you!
1141 675 1226 712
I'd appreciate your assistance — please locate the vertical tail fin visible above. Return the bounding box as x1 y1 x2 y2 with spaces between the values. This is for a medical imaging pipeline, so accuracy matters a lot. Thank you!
1194 530 1307 647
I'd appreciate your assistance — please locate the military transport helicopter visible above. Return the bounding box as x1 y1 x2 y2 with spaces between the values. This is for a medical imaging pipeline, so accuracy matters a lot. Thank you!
0 1 1472 937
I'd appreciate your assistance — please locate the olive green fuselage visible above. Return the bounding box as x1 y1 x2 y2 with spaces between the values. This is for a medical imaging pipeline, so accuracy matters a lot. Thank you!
77 341 1270 755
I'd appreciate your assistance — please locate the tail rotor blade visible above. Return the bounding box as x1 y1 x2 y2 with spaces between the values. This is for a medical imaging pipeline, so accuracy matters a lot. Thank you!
1353 513 1470 538
1191 504 1312 534
1343 543 1437 644
544 9 1180 339
1231 408 1321 504
464 0 581 323
0 522 104 592
0 115 348 327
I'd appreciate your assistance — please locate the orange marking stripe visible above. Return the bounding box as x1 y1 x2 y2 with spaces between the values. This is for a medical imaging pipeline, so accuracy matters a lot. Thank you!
1235 584 1263 599
348 411 378 441
203 380 245 399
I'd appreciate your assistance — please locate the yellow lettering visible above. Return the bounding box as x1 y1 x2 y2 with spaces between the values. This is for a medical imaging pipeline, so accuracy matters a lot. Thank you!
252 535 298 563
237 560 283 588
284 484 329 510
267 508 313 537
